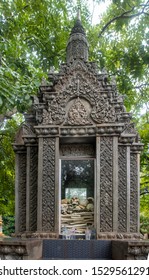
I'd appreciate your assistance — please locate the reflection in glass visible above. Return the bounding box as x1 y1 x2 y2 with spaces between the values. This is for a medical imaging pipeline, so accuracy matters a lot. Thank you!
61 160 94 199
61 160 94 236
65 187 87 199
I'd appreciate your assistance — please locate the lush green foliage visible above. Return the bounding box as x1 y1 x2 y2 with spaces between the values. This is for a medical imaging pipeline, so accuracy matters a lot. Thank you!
2 216 15 236
0 0 149 232
0 115 23 215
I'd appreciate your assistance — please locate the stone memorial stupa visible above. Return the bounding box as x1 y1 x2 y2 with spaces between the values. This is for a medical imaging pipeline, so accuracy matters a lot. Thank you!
14 11 143 241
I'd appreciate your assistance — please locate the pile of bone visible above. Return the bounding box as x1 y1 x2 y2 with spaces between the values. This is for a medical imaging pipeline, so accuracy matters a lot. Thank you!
61 197 94 214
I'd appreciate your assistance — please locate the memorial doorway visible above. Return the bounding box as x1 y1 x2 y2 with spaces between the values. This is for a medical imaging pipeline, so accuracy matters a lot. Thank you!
60 143 95 236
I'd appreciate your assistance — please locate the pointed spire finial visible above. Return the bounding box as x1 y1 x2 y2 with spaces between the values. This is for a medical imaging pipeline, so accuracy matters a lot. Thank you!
66 6 89 63
77 7 81 21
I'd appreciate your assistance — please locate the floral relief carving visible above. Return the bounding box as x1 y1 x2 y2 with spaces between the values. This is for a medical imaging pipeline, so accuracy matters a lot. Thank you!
42 99 65 125
91 96 116 123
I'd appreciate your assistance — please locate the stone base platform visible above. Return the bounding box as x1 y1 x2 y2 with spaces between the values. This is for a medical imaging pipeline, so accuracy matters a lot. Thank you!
0 237 149 260
112 240 149 260
0 238 42 260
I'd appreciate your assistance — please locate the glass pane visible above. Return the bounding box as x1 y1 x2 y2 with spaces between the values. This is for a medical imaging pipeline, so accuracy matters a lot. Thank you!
65 187 87 199
61 160 94 199
61 160 94 236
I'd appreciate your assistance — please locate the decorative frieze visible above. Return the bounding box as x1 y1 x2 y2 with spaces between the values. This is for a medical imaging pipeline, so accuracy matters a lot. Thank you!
35 125 125 137
60 144 95 157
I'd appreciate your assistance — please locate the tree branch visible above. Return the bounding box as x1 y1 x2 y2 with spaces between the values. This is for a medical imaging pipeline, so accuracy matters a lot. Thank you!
99 2 149 37
0 108 17 128
134 83 149 89
140 191 149 196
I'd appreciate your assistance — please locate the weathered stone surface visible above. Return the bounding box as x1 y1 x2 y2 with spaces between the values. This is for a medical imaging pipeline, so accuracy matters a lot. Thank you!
112 240 149 260
0 239 42 260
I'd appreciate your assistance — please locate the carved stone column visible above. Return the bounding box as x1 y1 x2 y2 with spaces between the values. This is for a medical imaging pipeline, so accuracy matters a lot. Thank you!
118 145 127 232
37 136 59 233
25 138 38 232
100 136 113 232
96 137 100 234
130 149 140 232
113 137 118 231
14 145 27 234
118 144 131 232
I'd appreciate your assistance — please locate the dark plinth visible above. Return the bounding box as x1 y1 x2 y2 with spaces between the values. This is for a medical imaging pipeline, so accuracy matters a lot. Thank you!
42 239 112 260
0 238 42 260
112 240 149 260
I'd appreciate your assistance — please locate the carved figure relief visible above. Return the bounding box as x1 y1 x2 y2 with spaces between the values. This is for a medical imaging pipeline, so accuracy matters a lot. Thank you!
66 97 91 125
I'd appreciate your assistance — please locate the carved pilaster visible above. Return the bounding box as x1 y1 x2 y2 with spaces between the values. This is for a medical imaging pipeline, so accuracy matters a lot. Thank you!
130 152 139 232
100 137 113 232
42 138 56 232
113 137 118 231
15 148 26 233
118 146 127 232
96 137 101 234
26 146 38 232
37 138 43 231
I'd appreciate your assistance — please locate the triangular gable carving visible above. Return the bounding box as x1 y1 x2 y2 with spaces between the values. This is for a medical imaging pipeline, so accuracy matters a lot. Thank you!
38 58 133 127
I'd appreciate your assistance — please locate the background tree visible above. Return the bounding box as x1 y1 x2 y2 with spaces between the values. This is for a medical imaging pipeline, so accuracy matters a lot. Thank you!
0 0 148 231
